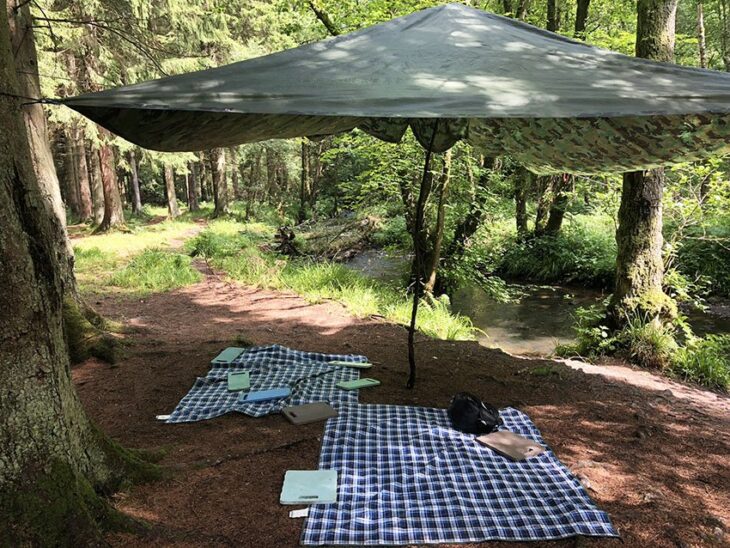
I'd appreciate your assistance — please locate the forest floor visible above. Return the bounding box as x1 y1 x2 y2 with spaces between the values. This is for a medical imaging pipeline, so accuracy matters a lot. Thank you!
69 264 729 548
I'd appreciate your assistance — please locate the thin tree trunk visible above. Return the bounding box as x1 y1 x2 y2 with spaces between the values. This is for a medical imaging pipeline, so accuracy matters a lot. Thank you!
533 175 553 236
407 138 438 390
444 155 492 263
697 2 708 68
547 0 558 31
73 124 93 221
609 0 678 325
188 161 200 211
210 148 228 217
298 140 309 224
575 0 591 39
424 150 452 294
60 127 82 218
128 149 142 214
87 142 105 225
96 130 124 232
164 164 180 218
199 154 209 203
514 168 530 236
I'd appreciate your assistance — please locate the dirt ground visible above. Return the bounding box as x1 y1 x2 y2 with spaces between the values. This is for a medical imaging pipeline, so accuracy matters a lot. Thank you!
73 265 730 548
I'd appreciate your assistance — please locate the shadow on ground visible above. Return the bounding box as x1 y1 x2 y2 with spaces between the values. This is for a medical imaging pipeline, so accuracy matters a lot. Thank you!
73 271 729 548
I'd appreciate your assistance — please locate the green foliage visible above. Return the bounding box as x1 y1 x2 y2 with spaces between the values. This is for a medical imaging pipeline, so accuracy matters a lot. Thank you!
671 334 730 391
190 221 477 341
109 249 201 293
497 216 617 288
560 302 729 391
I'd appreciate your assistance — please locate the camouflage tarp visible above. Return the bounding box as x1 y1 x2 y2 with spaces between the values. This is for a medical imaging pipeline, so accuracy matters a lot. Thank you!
60 3 730 173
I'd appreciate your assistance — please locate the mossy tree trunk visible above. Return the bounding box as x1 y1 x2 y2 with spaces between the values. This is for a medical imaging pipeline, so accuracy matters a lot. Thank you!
1 7 156 543
609 0 678 325
7 0 114 365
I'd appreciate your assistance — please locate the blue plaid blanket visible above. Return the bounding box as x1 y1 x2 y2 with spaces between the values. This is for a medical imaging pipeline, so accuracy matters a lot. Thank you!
302 405 618 545
166 345 366 423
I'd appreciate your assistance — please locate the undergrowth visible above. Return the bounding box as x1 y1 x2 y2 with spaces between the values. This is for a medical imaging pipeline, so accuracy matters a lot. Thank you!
557 304 730 391
188 222 477 341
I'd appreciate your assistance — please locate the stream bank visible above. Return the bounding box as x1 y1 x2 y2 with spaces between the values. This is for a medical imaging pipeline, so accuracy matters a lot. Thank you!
345 249 730 357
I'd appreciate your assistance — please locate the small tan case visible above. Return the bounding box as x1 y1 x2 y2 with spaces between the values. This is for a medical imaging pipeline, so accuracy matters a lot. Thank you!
476 431 546 461
282 402 337 425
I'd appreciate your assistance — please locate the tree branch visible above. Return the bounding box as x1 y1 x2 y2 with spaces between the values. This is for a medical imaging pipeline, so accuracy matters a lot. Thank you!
308 1 340 36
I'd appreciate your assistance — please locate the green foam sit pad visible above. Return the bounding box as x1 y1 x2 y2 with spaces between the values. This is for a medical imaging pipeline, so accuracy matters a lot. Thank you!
211 347 245 364
227 371 250 391
280 470 337 505
336 378 380 390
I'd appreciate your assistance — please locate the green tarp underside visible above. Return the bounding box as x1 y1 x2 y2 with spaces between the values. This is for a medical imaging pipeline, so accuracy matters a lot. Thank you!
62 3 730 174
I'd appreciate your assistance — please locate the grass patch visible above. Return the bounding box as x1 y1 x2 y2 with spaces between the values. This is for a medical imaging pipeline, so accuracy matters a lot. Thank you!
188 224 477 341
109 249 201 294
671 334 730 391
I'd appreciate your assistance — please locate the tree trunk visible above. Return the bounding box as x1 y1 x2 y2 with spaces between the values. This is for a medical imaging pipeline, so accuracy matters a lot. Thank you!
73 124 93 221
210 148 228 217
547 0 558 31
188 161 200 212
407 134 438 389
516 0 530 20
128 149 142 214
514 168 530 236
298 139 309 224
8 0 73 261
697 2 708 68
575 0 591 39
444 155 492 263
533 175 553 236
609 0 678 324
96 131 125 232
88 142 105 225
0 6 157 543
59 127 82 218
544 174 572 234
424 150 452 294
198 154 209 203
164 164 180 218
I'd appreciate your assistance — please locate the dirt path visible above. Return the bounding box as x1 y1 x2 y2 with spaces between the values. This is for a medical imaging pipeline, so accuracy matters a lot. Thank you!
73 266 729 547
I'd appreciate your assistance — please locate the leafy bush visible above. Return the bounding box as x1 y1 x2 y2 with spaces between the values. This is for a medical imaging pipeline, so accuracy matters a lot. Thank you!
671 334 730 391
675 222 730 298
497 218 616 288
109 249 201 293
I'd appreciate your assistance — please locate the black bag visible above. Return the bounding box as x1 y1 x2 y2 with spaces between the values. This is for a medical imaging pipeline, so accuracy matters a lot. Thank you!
447 392 503 434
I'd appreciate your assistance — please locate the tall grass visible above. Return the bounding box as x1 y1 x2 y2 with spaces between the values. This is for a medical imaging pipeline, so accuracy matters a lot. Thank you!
109 249 201 294
187 224 477 341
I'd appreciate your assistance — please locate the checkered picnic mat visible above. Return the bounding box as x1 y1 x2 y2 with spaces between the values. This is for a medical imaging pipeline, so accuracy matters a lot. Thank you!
302 405 618 545
165 345 366 423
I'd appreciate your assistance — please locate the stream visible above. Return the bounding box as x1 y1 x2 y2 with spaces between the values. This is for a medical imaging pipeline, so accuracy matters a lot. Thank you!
346 249 730 357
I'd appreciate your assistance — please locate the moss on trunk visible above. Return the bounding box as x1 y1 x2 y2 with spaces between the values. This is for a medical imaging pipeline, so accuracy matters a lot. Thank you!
63 297 119 364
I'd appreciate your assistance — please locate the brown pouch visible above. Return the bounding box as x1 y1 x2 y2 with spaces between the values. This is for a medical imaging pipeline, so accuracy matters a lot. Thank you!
476 430 546 461
282 402 337 425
